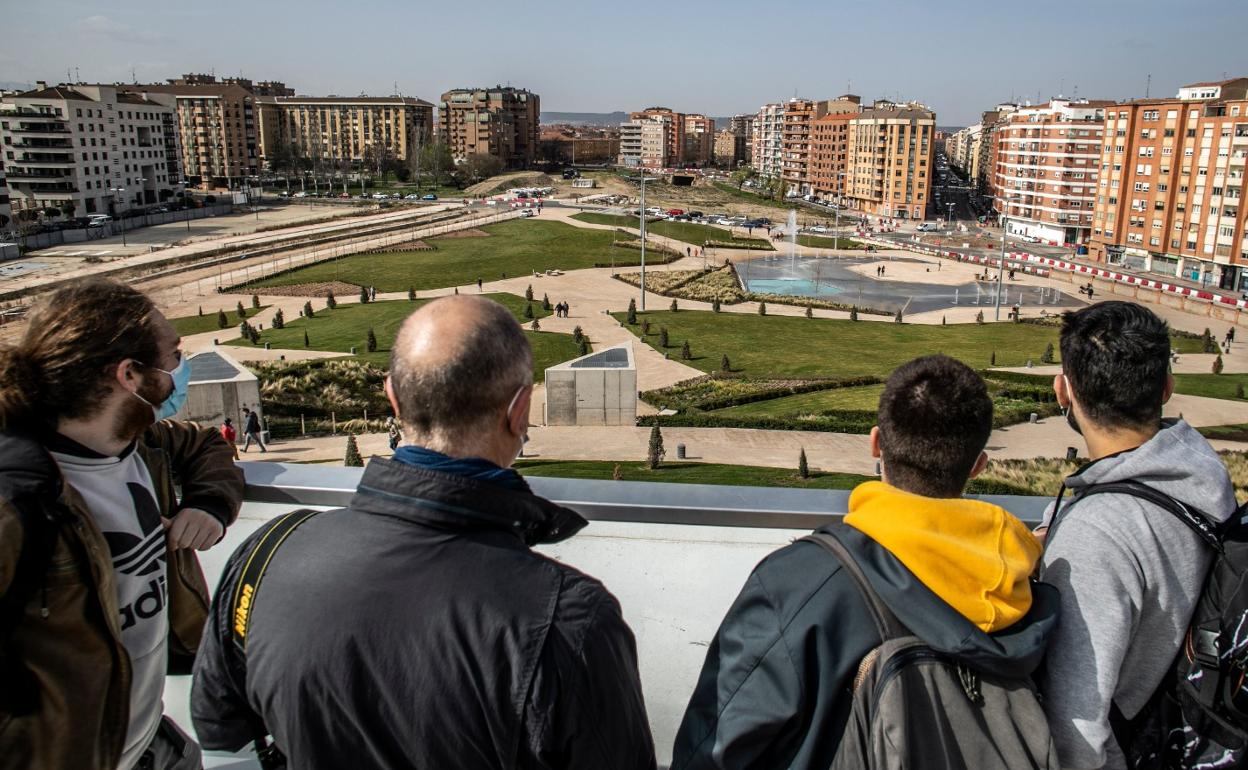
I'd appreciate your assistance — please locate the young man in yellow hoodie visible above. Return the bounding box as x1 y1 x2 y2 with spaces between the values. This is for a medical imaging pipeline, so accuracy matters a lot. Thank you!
671 354 1059 770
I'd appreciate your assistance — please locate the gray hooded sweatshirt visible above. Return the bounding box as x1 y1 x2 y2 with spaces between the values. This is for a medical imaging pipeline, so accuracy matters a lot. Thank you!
1039 419 1237 769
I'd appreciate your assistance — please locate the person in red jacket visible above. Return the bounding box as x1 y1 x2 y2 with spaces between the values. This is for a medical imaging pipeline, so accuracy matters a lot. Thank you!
220 418 239 460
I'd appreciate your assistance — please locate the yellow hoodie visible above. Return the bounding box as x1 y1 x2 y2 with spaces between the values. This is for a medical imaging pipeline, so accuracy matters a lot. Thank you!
843 481 1041 633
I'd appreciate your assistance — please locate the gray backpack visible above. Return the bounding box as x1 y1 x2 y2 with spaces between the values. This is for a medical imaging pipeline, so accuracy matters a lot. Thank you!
804 532 1059 770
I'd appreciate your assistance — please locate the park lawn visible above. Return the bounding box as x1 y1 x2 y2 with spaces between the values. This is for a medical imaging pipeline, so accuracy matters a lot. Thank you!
223 294 579 381
716 385 886 418
796 234 864 250
513 459 874 489
571 212 733 245
1199 423 1248 442
615 310 1070 378
170 306 269 336
711 182 799 211
1173 373 1248 400
247 219 630 293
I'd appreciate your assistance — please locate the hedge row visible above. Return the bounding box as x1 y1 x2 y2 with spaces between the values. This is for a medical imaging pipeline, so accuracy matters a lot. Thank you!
705 240 775 251
642 374 883 412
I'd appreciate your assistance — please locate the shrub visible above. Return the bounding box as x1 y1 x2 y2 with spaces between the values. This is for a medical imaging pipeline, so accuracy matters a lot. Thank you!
572 326 584 344
1203 328 1219 354
1041 342 1055 364
641 319 652 336
366 327 378 353
217 309 229 329
578 338 589 356
720 354 731 373
251 294 261 309
850 306 858 322
681 340 692 360
408 287 416 301
344 435 363 467
359 285 370 304
798 448 809 479
326 290 337 309
612 463 623 481
758 301 767 316
531 318 541 331
236 301 247 319
712 299 722 313
198 306 203 316
626 298 637 324
942 316 946 325
303 330 310 347
542 293 551 311
1214 354 1225 375
1238 384 1246 400
805 304 813 319
659 327 669 348
525 284 534 302
647 425 665 469
272 308 285 329
523 302 534 320
304 301 314 318
990 351 996 366
670 299 679 312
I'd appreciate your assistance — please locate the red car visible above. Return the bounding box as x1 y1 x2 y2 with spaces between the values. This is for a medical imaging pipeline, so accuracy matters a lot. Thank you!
666 208 684 216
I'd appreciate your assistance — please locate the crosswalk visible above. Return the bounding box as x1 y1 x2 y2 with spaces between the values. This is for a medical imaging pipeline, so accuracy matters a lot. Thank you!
34 249 119 257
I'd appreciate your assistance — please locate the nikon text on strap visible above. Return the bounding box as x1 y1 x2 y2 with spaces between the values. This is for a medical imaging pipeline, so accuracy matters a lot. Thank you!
230 508 321 654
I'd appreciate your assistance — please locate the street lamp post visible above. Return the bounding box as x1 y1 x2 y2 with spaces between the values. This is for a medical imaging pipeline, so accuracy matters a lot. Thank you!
639 168 647 311
109 187 126 247
995 194 1018 321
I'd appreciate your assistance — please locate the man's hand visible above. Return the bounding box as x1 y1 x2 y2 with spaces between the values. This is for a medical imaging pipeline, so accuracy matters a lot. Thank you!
164 508 224 551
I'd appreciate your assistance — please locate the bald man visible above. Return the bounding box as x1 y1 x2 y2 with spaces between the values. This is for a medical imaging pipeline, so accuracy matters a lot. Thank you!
191 296 657 770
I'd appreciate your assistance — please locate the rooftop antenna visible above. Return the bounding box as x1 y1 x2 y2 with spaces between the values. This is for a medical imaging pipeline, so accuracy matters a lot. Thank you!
131 67 137 84
1059 78 1064 97
75 66 80 82
1145 74 1151 99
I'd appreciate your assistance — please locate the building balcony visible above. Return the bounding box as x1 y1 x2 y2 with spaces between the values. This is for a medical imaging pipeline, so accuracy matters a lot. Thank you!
165 462 1050 770
10 139 72 150
9 153 76 166
4 169 74 180
9 122 70 134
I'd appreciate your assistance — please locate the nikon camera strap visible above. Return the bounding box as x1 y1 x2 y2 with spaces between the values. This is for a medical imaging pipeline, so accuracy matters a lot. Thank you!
230 508 322 654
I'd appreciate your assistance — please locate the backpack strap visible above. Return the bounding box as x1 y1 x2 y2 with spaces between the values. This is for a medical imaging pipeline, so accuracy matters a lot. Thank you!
1072 480 1223 553
802 531 907 640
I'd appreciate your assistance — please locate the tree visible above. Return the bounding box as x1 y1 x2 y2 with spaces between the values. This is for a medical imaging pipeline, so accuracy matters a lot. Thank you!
1203 328 1218 354
658 327 669 348
670 299 679 312
712 299 722 313
572 326 584 344
758 301 767 316
942 316 947 325
251 294 261 310
720 354 731 373
197 306 203 316
344 435 364 467
647 424 665 470
272 308 285 329
461 152 504 184
976 310 985 324
1237 384 1245 399
681 340 692 360
731 166 757 191
326 290 337 309
367 327 378 353
641 320 651 336
303 330 310 347
360 285 370 304
578 339 589 356
990 351 997 366
542 294 552 312
1041 343 1055 364
419 141 456 187
798 448 809 479
612 463 623 481
1214 354 1225 375
524 303 535 320
805 304 813 319
304 301 315 318
408 287 416 301
850 306 859 322
525 284 534 302
217 309 229 329
627 298 637 324
894 309 904 323
236 301 247 319
531 318 541 331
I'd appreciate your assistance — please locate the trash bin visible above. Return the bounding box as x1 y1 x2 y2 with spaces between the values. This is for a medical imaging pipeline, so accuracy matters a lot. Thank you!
1065 447 1079 461
676 444 686 459
1029 413 1038 423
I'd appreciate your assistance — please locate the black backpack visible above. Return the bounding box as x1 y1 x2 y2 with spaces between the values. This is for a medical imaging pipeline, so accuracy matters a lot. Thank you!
1060 481 1248 768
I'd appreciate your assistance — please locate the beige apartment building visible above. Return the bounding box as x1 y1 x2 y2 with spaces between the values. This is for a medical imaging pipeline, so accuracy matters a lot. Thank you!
1 82 183 219
439 87 539 169
991 98 1108 245
783 96 860 196
846 101 935 219
714 128 744 167
257 96 433 172
752 103 784 178
684 114 715 166
1089 78 1248 291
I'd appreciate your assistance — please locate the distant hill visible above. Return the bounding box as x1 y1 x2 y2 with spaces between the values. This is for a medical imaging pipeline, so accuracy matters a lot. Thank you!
544 111 735 128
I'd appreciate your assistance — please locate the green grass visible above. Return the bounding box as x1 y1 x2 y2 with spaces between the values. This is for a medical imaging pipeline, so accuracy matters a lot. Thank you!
711 182 798 211
223 294 580 381
514 459 874 489
716 384 886 417
1173 374 1248 400
247 219 635 293
1198 423 1248 442
170 306 269 336
572 212 733 246
795 234 864 250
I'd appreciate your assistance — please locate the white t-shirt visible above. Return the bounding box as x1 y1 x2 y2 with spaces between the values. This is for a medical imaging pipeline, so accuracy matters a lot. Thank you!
50 437 166 770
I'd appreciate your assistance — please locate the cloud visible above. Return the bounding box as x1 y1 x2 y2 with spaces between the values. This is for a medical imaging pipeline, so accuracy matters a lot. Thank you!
78 15 171 45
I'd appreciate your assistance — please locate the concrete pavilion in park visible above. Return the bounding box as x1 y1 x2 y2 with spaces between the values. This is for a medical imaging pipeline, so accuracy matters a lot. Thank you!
544 344 637 426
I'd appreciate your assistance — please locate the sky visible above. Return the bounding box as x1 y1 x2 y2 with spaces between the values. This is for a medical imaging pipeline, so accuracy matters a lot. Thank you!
3 0 1247 126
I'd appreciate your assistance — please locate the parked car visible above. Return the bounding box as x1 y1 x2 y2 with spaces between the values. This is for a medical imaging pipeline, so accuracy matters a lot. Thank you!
688 210 704 218
404 193 421 200
421 194 438 200
292 191 308 198
916 222 939 232
519 209 537 218
666 208 684 216
808 225 829 234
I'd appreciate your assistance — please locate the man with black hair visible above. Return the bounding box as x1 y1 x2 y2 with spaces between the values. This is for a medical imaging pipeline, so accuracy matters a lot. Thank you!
1038 301 1236 769
672 355 1057 769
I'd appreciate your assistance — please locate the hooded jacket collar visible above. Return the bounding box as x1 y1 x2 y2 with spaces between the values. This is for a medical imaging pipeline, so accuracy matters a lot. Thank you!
351 456 587 546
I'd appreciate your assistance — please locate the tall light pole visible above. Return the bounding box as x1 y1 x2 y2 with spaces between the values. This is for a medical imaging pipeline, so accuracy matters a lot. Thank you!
995 194 1017 321
639 168 648 310
109 187 126 247
947 202 955 228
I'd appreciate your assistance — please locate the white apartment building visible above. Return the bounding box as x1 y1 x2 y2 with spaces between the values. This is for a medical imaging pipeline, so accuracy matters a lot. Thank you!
0 82 183 220
0 162 11 234
752 102 784 178
992 98 1109 245
617 115 670 169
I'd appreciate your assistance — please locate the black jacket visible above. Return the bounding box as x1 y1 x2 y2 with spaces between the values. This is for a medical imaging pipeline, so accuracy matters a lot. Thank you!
671 524 1059 770
191 457 657 770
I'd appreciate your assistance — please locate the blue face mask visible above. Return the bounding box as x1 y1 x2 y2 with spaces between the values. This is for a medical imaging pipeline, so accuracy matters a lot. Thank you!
134 355 192 420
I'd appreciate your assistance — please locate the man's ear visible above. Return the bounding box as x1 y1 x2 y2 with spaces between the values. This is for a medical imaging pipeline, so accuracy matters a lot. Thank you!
1162 372 1175 405
114 359 140 394
384 377 400 418
1053 373 1070 409
968 450 989 479
869 426 882 459
507 385 533 437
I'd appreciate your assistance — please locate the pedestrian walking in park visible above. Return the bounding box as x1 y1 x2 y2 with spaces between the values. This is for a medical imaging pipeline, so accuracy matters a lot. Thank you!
1225 327 1235 347
387 416 402 451
477 277 483 292
221 417 239 460
241 406 267 453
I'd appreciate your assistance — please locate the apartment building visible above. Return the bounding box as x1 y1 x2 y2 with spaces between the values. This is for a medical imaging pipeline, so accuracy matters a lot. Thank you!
538 125 620 164
975 105 1017 193
683 114 715 166
752 103 784 178
809 111 856 201
628 107 685 166
714 128 748 167
0 82 183 219
619 110 681 169
991 98 1107 245
728 113 754 164
1089 78 1248 291
257 96 433 171
439 86 540 169
845 101 935 219
0 162 11 232
783 95 860 196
